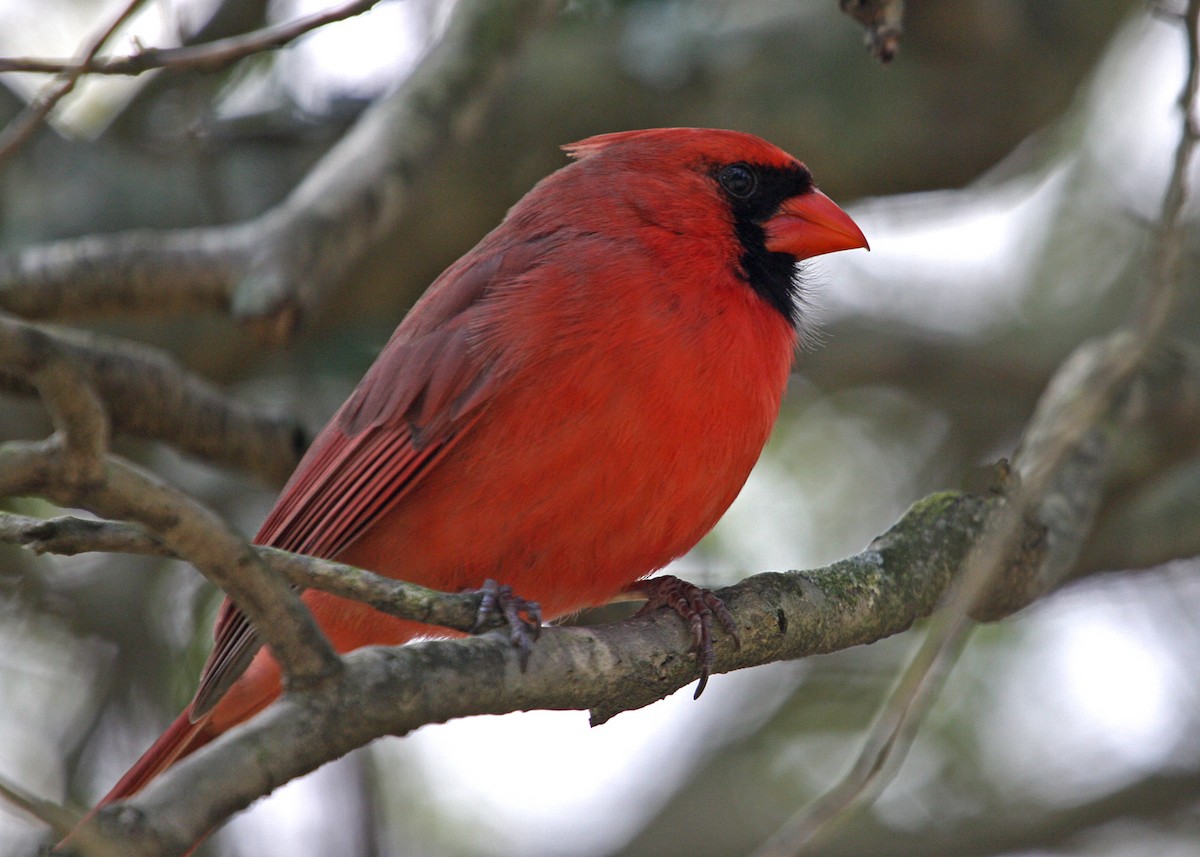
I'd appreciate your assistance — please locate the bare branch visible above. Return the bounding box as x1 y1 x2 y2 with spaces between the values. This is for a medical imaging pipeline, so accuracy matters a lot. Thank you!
0 315 304 486
23 338 1196 854
754 3 1200 852
0 439 342 692
58 489 1002 856
70 447 1183 856
0 0 560 340
0 313 341 699
0 0 382 78
0 314 110 487
0 510 492 635
0 772 121 857
752 333 1137 856
0 511 171 557
0 0 148 164
1133 0 1200 339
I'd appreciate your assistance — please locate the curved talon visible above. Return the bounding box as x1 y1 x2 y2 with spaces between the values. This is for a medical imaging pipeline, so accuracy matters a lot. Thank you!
472 579 542 670
628 574 739 698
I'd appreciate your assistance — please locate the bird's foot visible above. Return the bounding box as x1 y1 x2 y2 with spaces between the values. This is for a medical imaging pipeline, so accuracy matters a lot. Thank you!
472 579 542 670
628 575 739 698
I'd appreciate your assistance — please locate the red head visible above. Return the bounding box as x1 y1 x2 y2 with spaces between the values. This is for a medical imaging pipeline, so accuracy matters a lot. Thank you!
554 128 868 326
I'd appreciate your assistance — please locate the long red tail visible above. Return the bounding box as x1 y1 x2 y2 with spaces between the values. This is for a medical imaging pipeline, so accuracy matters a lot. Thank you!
99 707 216 806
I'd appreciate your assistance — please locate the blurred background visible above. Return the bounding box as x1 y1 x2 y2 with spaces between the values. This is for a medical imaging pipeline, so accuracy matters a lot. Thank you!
2 0 1200 855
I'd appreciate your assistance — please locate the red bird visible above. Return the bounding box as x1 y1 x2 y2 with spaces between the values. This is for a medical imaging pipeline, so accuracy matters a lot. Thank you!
80 127 866 827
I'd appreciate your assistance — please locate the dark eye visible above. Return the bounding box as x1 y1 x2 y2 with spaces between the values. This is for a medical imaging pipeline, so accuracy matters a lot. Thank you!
718 163 758 199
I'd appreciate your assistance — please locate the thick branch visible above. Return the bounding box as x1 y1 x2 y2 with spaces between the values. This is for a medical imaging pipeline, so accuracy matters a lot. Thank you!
76 490 1002 856
0 440 341 691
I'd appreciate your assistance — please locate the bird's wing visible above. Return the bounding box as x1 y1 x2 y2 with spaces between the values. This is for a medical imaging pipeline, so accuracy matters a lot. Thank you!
190 243 534 717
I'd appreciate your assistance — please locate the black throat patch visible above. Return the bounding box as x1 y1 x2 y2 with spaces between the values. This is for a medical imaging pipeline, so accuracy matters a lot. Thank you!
714 162 814 328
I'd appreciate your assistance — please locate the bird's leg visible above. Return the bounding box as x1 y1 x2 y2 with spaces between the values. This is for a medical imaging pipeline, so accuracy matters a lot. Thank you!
626 575 740 698
471 579 542 670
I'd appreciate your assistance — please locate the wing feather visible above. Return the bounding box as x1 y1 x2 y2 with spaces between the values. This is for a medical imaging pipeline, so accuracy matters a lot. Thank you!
190 241 538 717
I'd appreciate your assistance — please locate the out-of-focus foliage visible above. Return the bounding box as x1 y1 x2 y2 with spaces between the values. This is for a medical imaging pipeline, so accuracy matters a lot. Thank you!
5 2 1200 857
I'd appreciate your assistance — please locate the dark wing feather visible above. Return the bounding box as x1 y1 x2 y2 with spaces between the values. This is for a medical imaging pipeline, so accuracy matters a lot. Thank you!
190 243 534 718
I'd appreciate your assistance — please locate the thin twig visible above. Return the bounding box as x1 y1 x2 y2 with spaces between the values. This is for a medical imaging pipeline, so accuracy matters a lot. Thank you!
0 0 381 78
0 0 147 164
0 773 120 857
1134 0 1200 340
0 509 494 634
752 624 972 857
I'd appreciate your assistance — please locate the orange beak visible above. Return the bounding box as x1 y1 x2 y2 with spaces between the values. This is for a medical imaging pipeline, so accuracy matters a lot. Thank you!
763 189 869 260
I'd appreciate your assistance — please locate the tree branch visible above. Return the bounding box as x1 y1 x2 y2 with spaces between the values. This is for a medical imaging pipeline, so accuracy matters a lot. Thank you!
0 0 560 341
19 334 1196 854
838 0 904 63
0 0 383 78
0 0 147 164
31 357 1200 857
754 3 1200 851
54 489 998 856
0 510 496 636
0 313 304 486
0 314 340 702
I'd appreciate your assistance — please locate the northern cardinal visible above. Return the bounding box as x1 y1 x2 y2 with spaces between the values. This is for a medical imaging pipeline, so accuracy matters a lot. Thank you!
73 128 866 839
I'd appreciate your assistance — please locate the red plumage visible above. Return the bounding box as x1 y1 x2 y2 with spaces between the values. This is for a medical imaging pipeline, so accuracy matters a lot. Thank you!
72 128 867 843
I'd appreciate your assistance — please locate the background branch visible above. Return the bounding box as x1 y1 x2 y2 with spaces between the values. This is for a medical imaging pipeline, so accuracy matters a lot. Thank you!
0 0 146 164
838 0 904 62
0 313 341 699
0 0 559 341
0 0 382 78
0 313 304 485
754 3 1200 851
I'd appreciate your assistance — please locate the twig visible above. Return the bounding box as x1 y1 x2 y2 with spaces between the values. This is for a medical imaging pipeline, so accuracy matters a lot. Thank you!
1134 0 1200 340
0 512 172 557
0 510 496 635
0 0 147 165
0 773 120 857
752 622 973 857
0 0 381 78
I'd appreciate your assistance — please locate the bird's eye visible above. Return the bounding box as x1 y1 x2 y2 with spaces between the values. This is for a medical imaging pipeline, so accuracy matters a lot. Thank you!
718 163 758 199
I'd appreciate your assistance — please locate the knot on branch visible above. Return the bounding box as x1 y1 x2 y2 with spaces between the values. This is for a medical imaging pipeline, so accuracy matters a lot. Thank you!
839 0 904 62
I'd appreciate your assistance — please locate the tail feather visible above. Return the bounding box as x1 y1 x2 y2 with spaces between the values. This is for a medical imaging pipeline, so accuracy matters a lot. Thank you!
98 707 216 806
